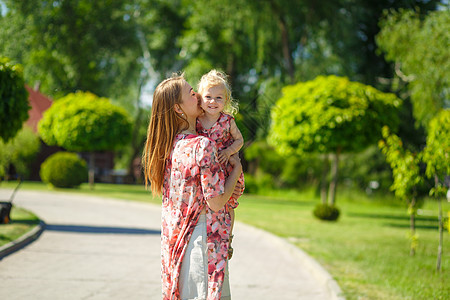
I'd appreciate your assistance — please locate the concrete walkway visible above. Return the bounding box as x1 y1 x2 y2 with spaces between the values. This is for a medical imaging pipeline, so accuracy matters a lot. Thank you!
0 189 342 299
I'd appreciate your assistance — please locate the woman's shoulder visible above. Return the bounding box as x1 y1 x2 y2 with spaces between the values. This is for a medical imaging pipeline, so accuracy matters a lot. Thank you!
195 135 216 148
175 133 214 148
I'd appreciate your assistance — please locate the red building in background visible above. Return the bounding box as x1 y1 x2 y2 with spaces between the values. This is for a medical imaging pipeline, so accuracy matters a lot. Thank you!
25 85 53 133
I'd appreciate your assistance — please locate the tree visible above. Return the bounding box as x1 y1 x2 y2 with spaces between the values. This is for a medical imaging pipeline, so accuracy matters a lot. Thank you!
0 0 142 101
38 91 132 188
379 126 423 256
0 127 40 179
422 109 450 270
268 75 401 207
376 8 450 128
0 57 29 142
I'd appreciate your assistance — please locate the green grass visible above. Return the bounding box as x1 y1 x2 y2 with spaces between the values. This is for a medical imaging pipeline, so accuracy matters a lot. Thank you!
0 206 40 247
237 188 450 300
1 181 448 299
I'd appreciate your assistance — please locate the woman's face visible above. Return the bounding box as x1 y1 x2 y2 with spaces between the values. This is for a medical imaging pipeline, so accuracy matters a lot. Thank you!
179 81 202 119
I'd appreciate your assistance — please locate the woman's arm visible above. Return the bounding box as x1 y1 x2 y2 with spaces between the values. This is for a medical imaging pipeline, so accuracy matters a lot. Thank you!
206 154 242 212
218 119 244 164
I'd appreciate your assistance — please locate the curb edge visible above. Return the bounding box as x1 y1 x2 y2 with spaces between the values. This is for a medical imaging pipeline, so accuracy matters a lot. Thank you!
0 220 46 260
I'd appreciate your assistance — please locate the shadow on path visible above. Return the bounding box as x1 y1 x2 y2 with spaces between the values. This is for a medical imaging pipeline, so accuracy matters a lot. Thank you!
45 224 161 235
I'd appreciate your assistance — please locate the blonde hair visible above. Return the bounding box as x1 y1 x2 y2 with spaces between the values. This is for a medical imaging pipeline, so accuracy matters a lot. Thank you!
198 69 239 116
142 74 188 195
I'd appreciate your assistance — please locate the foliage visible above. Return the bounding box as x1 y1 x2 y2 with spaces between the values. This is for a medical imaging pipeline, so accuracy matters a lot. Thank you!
0 0 141 101
38 91 132 152
379 126 423 255
422 109 449 271
313 203 340 221
245 140 323 189
379 126 423 201
243 172 274 194
0 127 40 179
0 57 29 142
40 152 88 188
269 75 402 156
377 9 450 128
422 109 450 195
338 146 393 192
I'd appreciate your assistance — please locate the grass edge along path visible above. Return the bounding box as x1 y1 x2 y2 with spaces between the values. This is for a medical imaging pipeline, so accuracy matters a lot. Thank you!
0 206 40 248
0 181 448 299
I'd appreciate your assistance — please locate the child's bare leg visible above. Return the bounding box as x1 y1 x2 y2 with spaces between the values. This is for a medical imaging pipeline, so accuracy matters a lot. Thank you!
228 208 235 259
230 208 235 234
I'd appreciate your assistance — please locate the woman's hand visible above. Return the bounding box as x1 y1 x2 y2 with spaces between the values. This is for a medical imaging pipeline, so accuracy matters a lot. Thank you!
228 153 242 171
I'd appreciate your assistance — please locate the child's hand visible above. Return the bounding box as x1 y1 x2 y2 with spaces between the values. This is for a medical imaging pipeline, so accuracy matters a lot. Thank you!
218 149 231 164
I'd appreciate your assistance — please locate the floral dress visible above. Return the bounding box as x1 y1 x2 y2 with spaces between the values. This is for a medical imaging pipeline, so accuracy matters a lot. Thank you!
161 133 231 300
196 112 245 208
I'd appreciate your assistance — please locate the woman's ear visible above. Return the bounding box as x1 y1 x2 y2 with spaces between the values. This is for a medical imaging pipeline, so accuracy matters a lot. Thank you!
174 104 183 115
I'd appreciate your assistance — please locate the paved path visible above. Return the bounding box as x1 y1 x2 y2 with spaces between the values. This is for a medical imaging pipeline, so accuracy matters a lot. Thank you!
0 189 338 299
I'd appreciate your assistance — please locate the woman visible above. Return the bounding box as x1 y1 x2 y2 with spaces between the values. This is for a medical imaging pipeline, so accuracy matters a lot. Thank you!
143 74 242 300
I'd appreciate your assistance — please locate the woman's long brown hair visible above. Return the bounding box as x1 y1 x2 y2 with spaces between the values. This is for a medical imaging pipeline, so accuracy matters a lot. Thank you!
142 74 188 195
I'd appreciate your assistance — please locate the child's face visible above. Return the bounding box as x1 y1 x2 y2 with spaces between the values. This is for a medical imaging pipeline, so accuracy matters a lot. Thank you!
200 85 226 116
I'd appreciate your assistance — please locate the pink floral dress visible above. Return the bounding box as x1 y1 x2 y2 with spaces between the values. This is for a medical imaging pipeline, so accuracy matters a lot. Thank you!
196 112 245 208
161 133 231 299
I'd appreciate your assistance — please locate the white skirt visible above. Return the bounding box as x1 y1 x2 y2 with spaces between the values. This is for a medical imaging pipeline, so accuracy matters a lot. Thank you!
179 214 231 300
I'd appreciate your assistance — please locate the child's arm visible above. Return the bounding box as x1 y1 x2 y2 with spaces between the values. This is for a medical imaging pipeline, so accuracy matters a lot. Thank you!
218 118 244 164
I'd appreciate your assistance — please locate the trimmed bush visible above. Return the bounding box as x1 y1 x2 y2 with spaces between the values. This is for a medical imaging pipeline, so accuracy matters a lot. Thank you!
313 203 340 221
0 57 30 142
40 152 88 188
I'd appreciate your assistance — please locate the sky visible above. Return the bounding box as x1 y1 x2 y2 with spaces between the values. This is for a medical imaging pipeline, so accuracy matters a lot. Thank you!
0 1 7 16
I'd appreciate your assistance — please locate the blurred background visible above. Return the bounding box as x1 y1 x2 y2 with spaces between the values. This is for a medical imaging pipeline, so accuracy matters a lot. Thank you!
0 0 447 193
1 1 449 299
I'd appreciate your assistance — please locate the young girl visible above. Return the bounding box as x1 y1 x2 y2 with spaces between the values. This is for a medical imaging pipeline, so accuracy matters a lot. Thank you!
196 69 245 259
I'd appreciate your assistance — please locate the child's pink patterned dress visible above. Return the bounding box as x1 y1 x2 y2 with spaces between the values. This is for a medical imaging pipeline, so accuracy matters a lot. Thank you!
197 112 245 210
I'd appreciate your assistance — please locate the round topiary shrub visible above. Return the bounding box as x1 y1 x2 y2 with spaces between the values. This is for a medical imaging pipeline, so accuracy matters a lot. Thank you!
40 152 88 188
313 204 340 221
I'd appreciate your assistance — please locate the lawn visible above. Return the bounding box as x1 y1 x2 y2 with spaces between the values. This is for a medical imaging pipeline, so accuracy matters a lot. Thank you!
0 206 40 247
237 188 450 300
0 181 448 299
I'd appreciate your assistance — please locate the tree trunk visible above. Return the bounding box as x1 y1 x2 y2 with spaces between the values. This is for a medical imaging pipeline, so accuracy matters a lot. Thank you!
410 197 416 256
278 16 295 83
320 155 330 205
127 83 145 183
327 148 340 206
268 0 295 83
89 152 95 190
436 175 443 271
